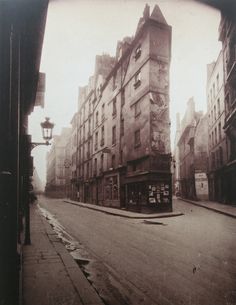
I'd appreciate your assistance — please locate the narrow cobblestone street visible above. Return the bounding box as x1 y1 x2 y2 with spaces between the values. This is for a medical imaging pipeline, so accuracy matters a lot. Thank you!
37 196 236 305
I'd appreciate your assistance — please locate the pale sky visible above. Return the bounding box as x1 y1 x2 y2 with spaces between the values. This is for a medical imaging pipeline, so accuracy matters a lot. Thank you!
29 0 222 185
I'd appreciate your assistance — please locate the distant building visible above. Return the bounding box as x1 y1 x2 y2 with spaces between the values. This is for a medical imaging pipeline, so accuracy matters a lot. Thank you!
206 51 227 202
70 112 78 200
46 127 71 197
32 168 44 193
173 113 181 195
218 13 236 204
64 129 72 199
194 115 209 200
177 98 208 200
73 5 172 211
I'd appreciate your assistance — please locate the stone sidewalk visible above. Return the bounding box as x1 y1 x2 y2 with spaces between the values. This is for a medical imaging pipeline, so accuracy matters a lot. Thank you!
22 204 104 305
65 197 236 219
180 197 236 218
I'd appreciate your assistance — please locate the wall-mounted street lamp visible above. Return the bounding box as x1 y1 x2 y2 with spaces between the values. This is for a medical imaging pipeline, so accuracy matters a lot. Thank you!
24 117 54 245
31 117 54 151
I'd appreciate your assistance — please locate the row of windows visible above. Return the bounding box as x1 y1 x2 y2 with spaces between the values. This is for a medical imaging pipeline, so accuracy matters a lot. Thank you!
211 147 223 169
77 128 141 170
79 99 142 149
209 121 222 148
208 73 220 105
78 68 143 144
208 98 221 126
78 151 123 178
113 43 142 91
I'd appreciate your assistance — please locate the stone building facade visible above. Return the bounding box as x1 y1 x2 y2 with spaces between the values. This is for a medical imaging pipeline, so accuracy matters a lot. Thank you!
218 13 236 204
46 127 71 197
74 5 172 211
177 98 208 200
206 51 227 202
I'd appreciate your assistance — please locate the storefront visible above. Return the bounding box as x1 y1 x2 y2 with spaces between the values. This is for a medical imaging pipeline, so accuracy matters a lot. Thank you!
103 172 120 207
224 161 236 204
125 172 172 212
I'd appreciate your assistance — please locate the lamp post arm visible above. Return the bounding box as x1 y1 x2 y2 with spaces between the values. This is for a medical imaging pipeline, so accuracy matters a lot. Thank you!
31 141 51 151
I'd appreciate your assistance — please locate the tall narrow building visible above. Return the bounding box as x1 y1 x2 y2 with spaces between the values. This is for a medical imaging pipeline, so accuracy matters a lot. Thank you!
218 12 236 204
75 5 172 211
206 51 226 202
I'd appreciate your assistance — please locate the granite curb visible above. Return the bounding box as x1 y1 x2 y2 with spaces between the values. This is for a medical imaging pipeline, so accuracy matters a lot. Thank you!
64 199 184 219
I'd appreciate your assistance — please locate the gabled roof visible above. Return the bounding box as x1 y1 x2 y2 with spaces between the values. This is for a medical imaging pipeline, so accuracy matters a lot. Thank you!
150 5 168 25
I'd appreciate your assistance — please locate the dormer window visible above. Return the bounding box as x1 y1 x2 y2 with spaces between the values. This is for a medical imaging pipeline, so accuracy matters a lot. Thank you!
134 71 141 89
135 45 141 60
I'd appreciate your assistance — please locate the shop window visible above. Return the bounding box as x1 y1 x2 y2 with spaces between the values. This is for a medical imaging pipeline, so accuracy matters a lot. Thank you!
105 176 118 201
